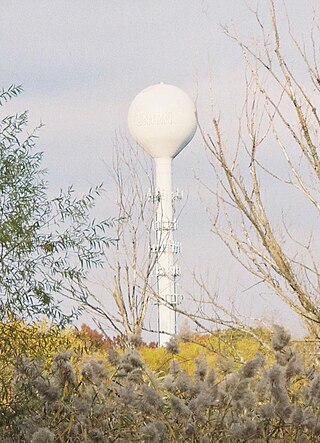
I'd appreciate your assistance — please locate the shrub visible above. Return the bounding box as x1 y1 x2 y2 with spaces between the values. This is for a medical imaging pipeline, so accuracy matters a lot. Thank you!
1 326 320 442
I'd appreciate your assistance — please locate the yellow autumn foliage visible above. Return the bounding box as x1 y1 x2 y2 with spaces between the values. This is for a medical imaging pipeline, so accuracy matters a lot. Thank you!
0 319 316 379
141 328 275 375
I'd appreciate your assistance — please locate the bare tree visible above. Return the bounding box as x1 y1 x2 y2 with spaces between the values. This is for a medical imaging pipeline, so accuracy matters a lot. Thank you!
199 0 320 338
107 135 156 337
79 2 320 346
78 135 161 340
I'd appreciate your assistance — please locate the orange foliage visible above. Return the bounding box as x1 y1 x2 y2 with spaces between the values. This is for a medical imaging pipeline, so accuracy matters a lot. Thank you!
77 324 112 352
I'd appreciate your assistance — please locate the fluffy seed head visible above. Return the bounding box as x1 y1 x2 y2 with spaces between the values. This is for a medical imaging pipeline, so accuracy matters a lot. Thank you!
140 421 167 443
240 353 264 378
128 328 143 348
194 356 207 381
309 374 320 400
166 337 179 355
31 428 55 443
272 325 291 351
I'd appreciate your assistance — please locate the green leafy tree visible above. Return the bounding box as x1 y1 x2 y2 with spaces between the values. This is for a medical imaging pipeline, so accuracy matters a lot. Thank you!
0 85 115 324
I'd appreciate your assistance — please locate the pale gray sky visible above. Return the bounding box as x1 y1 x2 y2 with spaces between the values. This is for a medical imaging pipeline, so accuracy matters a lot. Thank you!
1 0 316 337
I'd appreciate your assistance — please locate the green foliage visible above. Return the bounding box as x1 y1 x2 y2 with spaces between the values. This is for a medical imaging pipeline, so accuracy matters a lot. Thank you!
0 84 23 106
0 85 116 323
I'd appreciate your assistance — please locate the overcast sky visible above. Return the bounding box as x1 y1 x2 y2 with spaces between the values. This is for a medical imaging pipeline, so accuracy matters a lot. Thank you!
1 0 315 337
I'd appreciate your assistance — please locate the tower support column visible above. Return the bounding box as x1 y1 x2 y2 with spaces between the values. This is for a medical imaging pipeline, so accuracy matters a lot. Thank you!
155 157 177 345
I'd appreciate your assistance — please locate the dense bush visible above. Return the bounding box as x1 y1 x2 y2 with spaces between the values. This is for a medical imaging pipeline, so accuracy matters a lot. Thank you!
1 326 320 442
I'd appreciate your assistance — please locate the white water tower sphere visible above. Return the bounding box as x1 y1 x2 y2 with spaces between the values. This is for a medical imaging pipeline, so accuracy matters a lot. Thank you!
128 83 197 158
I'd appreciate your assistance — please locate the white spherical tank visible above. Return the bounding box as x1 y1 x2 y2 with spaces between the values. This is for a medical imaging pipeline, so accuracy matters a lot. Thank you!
128 83 197 158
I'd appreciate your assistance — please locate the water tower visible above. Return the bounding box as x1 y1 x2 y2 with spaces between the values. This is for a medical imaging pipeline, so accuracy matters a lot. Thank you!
128 83 197 345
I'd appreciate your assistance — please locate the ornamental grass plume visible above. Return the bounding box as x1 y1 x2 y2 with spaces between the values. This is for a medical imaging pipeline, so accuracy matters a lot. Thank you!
169 394 192 419
168 358 180 375
52 351 76 387
189 388 215 412
107 346 120 366
138 385 164 415
309 373 320 401
3 325 320 442
88 428 104 442
268 363 292 419
30 428 55 443
140 421 167 443
120 348 144 372
165 336 179 354
239 352 264 378
194 355 208 381
228 416 257 440
81 358 108 384
284 348 303 379
178 321 193 343
116 381 139 406
217 355 235 375
128 328 143 348
115 348 144 383
272 324 291 351
33 377 60 402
